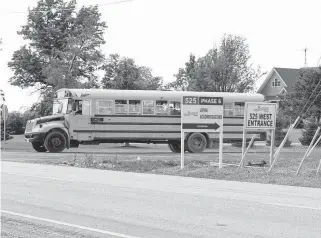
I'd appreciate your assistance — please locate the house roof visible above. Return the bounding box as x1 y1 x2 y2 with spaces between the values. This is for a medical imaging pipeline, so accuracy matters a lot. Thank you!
274 68 300 91
257 67 299 93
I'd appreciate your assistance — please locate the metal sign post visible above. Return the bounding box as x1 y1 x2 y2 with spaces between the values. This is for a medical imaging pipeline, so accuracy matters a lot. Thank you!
0 104 8 150
181 96 224 169
240 102 277 168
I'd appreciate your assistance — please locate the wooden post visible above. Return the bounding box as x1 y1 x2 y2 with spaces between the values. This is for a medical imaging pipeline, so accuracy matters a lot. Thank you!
317 158 321 175
238 135 256 169
306 134 321 158
269 129 275 165
296 127 321 175
268 116 300 173
241 129 247 157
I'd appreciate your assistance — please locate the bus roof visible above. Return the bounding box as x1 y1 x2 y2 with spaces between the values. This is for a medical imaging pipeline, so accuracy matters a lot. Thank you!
56 88 265 103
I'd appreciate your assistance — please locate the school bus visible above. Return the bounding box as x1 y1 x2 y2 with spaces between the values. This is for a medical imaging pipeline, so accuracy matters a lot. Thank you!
24 88 266 153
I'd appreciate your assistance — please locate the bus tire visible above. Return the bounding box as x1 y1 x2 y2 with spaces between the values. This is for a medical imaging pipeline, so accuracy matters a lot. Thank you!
168 143 180 153
44 131 67 153
32 142 47 152
168 142 189 153
186 133 207 153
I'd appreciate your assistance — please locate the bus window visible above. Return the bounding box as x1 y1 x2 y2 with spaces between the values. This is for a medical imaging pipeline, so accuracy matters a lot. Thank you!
169 101 181 115
142 100 155 115
234 102 245 116
115 100 128 114
82 100 90 115
53 98 73 115
96 100 114 115
155 100 168 115
224 103 234 117
129 100 141 114
75 100 82 115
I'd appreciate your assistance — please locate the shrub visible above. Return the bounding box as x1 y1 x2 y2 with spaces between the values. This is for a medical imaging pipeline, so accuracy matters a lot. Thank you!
6 111 25 135
1 127 12 141
266 116 292 147
299 118 321 146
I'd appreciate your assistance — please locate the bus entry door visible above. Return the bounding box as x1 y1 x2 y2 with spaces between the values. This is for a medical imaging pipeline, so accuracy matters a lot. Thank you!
69 100 93 141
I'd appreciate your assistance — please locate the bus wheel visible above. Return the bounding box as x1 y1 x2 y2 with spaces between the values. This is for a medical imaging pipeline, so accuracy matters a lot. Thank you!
32 142 47 152
186 133 207 153
44 131 67 153
168 143 188 153
168 143 180 153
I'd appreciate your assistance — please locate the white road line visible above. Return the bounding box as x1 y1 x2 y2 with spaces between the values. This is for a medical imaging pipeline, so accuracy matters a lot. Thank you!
1 210 142 238
267 203 321 211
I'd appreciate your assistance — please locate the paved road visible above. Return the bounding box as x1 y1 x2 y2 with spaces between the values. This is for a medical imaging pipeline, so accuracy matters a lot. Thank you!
2 161 321 237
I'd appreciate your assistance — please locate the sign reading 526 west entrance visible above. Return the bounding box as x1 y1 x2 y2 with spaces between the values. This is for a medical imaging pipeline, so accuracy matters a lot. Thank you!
182 96 223 132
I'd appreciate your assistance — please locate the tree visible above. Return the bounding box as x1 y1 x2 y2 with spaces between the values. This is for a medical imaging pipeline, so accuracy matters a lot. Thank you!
279 67 321 146
299 119 321 146
279 67 321 122
6 112 25 135
30 90 55 117
8 0 107 93
165 34 261 92
101 54 163 90
101 54 163 147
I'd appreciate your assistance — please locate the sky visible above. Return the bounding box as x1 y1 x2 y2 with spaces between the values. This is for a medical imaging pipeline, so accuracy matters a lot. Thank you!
1 0 321 112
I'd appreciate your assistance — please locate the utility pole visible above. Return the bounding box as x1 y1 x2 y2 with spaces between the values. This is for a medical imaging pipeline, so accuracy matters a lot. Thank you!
304 47 308 67
297 47 308 67
0 89 7 149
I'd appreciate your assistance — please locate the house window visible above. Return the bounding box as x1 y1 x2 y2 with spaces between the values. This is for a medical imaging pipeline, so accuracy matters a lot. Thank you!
272 78 281 87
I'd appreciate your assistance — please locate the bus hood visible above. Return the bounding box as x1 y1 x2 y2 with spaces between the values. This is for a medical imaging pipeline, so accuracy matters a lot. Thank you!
25 114 65 134
35 114 65 124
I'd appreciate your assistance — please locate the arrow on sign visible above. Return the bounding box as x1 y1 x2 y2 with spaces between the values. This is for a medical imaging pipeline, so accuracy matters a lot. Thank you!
213 123 220 130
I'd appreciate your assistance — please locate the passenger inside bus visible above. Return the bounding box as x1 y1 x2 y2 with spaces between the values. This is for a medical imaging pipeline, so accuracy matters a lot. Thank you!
169 102 181 115
74 100 82 115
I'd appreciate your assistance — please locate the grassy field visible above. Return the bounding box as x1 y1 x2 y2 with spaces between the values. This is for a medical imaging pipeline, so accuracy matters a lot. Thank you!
2 133 321 188
7 146 321 189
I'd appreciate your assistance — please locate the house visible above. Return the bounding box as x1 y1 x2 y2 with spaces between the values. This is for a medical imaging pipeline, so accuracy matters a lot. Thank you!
257 67 300 105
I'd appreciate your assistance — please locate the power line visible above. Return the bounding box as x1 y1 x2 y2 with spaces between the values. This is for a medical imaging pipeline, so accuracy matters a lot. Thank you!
0 0 133 15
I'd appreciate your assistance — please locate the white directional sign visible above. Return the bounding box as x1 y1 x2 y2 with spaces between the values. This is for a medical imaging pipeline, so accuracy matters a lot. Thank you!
180 96 224 169
182 96 223 132
245 102 277 130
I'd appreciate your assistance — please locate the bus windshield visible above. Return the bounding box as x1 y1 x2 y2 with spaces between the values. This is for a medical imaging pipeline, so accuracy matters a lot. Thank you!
52 98 73 115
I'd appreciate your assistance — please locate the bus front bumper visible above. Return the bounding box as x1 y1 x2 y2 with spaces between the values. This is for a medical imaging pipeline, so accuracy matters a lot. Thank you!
24 132 46 143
